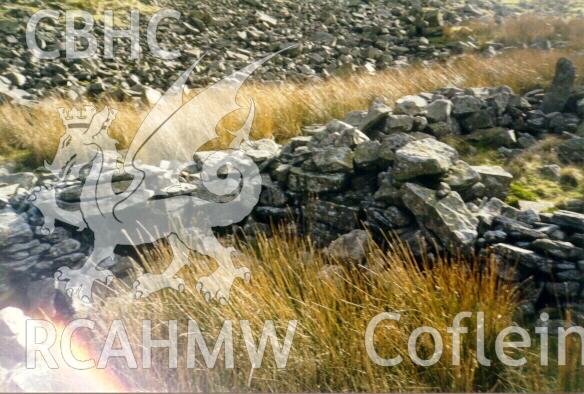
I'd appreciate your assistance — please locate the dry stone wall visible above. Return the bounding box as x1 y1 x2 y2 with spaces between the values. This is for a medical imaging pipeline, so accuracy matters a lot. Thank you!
2 59 584 320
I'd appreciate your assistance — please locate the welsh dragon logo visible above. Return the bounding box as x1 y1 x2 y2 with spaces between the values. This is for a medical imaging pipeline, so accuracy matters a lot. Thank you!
28 53 282 304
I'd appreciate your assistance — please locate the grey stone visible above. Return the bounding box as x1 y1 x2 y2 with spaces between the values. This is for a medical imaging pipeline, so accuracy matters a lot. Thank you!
426 117 461 137
142 87 162 105
476 197 506 229
385 114 414 133
552 210 584 232
343 110 367 128
393 139 458 181
326 230 369 263
460 110 496 131
494 216 548 241
378 132 415 162
288 167 347 193
490 243 548 270
518 201 555 213
452 95 482 115
483 230 507 243
395 95 428 116
442 160 480 192
312 147 354 173
467 127 516 147
0 172 37 189
544 281 581 299
359 99 391 133
305 200 359 232
542 58 576 114
472 165 513 199
402 183 478 250
240 139 281 163
426 99 453 122
0 210 33 249
365 206 412 230
353 141 381 169
373 173 401 204
532 239 584 261
539 164 562 181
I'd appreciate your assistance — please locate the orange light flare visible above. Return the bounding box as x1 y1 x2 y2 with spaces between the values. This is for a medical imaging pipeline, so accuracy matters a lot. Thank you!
4 307 130 393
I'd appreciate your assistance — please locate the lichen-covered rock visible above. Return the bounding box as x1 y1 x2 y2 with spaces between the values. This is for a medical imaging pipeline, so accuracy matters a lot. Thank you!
452 95 482 115
353 141 381 169
359 99 391 134
401 182 478 251
426 99 453 122
385 114 414 133
393 139 458 181
312 147 354 173
288 167 348 193
305 200 359 233
472 165 513 199
377 132 416 162
395 95 428 116
442 160 480 193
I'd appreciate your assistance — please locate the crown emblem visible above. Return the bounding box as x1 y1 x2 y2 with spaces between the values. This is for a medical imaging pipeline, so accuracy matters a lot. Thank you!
58 105 97 131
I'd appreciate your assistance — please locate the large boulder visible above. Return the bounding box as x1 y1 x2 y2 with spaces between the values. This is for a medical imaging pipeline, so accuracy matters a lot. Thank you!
542 58 576 114
401 183 478 251
393 139 458 181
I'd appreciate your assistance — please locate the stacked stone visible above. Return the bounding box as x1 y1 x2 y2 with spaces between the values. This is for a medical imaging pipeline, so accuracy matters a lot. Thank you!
0 170 136 313
3 65 584 315
484 207 584 314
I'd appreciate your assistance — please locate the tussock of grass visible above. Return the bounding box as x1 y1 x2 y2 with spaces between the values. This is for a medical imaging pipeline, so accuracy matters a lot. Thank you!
2 49 583 168
88 230 584 392
92 231 519 392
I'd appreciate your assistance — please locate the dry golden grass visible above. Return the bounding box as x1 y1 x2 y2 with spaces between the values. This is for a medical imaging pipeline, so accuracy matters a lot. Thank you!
91 230 519 392
1 49 582 168
447 14 584 50
88 230 583 392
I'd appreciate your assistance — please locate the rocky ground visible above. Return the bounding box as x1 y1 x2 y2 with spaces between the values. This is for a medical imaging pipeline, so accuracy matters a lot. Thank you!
0 0 575 104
